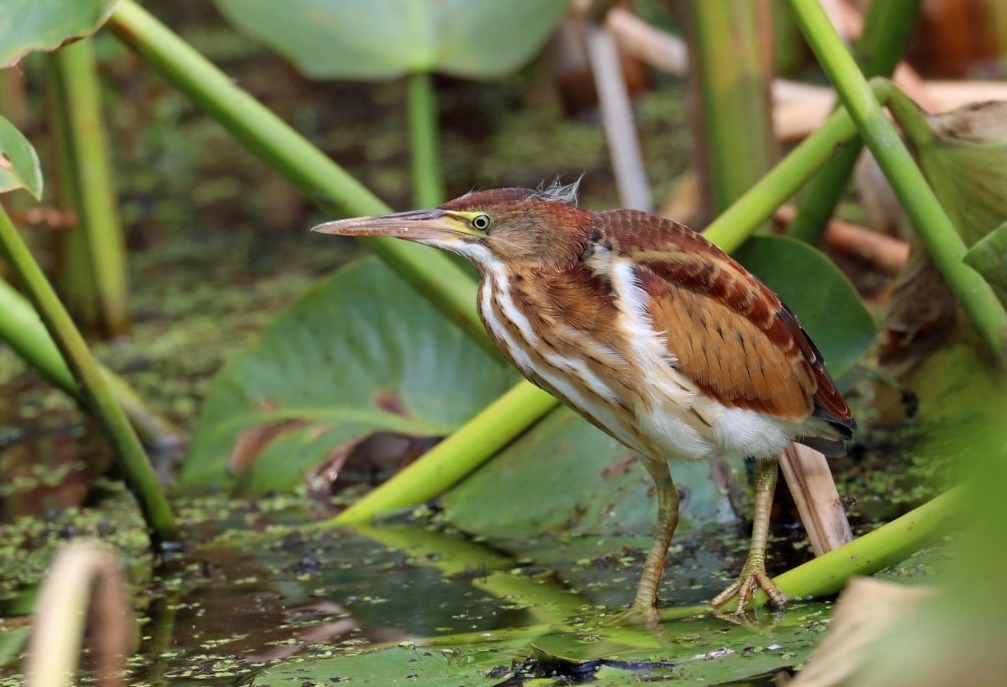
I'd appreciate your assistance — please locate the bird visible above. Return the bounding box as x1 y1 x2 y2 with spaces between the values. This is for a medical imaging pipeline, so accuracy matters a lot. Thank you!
312 181 855 623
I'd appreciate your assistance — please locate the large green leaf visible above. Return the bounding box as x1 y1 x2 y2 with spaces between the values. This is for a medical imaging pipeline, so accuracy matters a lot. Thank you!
895 97 1007 248
442 406 740 539
964 221 1007 295
734 235 876 377
211 0 570 80
180 257 516 494
0 114 42 199
0 0 117 67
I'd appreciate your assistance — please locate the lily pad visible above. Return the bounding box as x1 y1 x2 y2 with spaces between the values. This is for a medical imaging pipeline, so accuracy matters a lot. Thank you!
180 257 516 494
0 114 43 199
0 0 117 67
442 406 740 539
734 235 876 377
212 0 570 81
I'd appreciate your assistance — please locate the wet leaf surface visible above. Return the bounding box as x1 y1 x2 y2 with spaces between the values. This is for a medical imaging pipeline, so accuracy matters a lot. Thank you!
181 257 516 495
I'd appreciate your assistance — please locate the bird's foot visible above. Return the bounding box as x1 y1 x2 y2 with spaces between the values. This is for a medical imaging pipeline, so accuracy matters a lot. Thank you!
710 560 785 614
604 603 662 629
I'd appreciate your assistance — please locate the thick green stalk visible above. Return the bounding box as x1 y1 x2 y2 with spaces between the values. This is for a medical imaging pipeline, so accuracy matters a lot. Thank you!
46 54 95 329
771 487 959 601
48 39 130 337
329 380 557 525
789 1 1007 362
687 0 776 221
106 0 490 352
0 205 177 543
787 0 923 244
407 72 444 208
682 486 960 615
0 278 72 392
0 279 184 448
702 101 860 252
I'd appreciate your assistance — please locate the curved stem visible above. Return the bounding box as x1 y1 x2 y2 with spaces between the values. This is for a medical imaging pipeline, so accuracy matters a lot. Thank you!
789 0 1007 363
25 541 134 687
787 0 923 244
107 0 491 353
328 380 557 525
0 205 178 542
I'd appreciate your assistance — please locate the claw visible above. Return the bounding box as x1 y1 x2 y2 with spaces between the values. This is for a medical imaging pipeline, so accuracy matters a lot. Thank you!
710 559 785 612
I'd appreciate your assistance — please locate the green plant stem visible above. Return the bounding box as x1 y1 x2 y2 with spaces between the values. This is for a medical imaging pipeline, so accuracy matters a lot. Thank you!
790 1 1007 363
687 0 775 222
106 0 490 352
48 39 131 337
329 380 557 525
0 205 177 543
407 72 444 208
691 486 960 615
771 486 959 601
787 0 922 244
0 278 185 448
702 102 859 252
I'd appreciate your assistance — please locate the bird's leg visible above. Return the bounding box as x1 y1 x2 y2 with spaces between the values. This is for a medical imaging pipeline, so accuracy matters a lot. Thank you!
630 460 679 622
711 457 786 612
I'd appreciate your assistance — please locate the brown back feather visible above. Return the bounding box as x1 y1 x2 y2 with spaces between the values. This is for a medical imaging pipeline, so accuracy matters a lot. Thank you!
593 209 854 432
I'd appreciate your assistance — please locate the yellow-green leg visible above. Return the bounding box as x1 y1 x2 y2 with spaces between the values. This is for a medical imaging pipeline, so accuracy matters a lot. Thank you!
631 460 680 622
711 457 786 611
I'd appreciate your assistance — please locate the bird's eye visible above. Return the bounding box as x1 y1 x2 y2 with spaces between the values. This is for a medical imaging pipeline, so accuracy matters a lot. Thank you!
471 214 492 231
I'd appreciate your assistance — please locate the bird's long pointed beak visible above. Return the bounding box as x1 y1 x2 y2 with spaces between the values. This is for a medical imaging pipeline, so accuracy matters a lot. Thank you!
311 209 478 243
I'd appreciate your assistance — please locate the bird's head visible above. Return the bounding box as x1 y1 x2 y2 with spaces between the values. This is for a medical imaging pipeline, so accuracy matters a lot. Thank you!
312 184 592 272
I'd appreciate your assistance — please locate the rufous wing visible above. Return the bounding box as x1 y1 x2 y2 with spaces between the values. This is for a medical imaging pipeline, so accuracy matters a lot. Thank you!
593 209 854 434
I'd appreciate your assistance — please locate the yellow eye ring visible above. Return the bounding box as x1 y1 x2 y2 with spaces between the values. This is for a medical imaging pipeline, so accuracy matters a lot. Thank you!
471 214 492 231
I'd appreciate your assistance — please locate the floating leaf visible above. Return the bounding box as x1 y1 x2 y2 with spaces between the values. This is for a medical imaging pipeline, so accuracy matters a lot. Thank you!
0 0 117 67
734 235 876 377
442 406 740 539
0 115 43 199
180 257 516 494
212 0 570 80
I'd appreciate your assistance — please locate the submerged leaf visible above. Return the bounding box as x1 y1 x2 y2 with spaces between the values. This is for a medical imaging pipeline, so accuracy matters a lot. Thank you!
180 257 516 494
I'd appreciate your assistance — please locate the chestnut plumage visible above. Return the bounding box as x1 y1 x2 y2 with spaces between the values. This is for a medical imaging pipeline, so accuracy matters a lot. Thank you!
313 183 854 621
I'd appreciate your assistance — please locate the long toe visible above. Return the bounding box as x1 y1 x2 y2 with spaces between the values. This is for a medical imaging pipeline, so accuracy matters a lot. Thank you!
711 565 786 612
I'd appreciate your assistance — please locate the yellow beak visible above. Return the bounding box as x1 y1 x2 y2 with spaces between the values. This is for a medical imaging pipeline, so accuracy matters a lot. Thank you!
311 209 481 243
